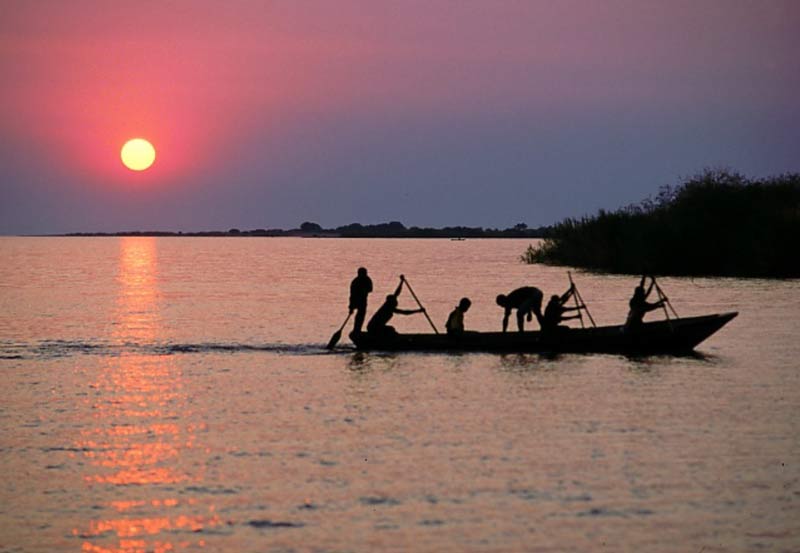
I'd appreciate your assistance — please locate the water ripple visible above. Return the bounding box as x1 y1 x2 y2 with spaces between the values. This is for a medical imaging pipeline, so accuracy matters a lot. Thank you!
0 339 325 360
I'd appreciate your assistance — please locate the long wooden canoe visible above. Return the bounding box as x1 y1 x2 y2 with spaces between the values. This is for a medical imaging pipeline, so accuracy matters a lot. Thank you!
349 312 737 355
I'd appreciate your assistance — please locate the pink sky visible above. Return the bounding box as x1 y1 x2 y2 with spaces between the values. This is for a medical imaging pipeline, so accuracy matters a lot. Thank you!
1 1 798 232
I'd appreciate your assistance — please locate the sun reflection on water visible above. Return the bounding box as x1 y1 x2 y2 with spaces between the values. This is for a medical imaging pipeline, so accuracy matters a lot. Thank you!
73 238 216 552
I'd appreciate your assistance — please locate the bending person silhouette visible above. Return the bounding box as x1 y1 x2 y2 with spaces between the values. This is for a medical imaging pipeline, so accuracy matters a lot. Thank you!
367 276 425 337
445 298 472 336
349 267 373 333
625 275 665 331
541 285 582 333
496 286 544 332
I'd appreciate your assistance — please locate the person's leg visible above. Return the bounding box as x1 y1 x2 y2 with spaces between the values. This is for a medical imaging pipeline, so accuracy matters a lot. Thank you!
533 295 544 326
353 306 366 333
517 298 534 331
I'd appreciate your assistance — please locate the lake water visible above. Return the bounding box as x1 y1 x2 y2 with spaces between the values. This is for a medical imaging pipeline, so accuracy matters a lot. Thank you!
1 237 798 552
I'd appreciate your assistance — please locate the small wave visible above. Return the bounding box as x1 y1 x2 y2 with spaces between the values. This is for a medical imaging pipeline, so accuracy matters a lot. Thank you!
157 342 322 356
360 496 401 506
1 340 328 360
183 485 241 495
248 520 305 529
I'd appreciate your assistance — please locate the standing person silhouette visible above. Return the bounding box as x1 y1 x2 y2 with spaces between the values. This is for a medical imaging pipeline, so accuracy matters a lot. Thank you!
349 267 373 334
496 286 544 332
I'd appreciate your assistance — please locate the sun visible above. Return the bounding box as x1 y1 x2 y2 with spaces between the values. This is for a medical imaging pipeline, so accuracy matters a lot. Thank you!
120 138 156 171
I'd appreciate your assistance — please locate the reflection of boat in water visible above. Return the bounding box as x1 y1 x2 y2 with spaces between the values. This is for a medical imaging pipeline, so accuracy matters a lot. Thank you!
350 312 737 355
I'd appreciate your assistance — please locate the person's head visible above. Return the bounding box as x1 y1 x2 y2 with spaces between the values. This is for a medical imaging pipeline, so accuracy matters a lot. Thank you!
495 294 507 307
550 294 560 304
458 297 472 312
633 285 645 300
357 267 368 277
386 294 398 307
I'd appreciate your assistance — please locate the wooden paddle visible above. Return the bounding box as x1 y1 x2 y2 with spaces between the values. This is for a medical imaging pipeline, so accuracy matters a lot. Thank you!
326 311 352 350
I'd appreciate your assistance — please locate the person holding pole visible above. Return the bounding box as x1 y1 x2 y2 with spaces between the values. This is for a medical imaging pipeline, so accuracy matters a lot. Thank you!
366 276 425 337
541 285 582 333
625 275 666 331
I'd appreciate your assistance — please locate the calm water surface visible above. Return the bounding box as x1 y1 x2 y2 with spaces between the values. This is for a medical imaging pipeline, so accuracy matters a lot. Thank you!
1 237 799 552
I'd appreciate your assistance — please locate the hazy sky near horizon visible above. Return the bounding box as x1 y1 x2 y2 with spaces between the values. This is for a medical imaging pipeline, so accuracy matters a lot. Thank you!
1 1 798 233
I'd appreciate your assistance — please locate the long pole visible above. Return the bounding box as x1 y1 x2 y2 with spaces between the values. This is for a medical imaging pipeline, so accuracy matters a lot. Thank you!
568 272 597 328
575 287 597 328
401 276 439 334
650 276 675 332
657 285 673 331
650 275 680 319
653 278 679 319
567 271 585 328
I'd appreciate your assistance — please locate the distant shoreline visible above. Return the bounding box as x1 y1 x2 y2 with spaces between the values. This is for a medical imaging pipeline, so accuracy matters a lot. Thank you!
32 222 551 239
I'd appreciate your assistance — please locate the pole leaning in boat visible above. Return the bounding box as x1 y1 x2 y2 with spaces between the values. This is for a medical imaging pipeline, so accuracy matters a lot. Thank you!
650 275 678 331
568 271 596 328
401 275 439 334
652 276 679 319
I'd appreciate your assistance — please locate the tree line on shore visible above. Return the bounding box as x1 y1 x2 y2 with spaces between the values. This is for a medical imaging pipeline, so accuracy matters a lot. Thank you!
523 170 800 278
63 221 550 238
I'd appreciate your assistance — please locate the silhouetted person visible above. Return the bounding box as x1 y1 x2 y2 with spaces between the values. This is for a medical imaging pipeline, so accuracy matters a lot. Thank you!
541 285 582 333
625 275 665 331
367 277 424 337
349 267 373 333
445 297 472 336
496 286 544 332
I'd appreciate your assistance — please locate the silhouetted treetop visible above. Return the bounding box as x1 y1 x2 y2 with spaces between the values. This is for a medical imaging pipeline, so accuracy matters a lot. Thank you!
300 222 323 232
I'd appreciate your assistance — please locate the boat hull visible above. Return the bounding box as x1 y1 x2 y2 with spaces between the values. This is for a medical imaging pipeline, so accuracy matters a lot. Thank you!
350 312 738 355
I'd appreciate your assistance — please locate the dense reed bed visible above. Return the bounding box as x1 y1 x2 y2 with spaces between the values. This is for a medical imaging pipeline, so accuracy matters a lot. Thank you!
524 170 800 278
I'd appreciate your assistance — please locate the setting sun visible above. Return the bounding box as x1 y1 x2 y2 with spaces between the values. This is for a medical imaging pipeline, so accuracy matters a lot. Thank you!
120 138 156 171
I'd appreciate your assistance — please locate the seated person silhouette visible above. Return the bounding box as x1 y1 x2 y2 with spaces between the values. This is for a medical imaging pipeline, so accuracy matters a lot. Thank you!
445 298 472 336
366 277 425 337
541 285 582 333
625 275 665 331
496 286 544 332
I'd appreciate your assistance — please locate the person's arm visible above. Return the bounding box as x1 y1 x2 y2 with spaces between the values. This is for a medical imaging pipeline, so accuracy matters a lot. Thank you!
562 313 582 321
502 308 510 332
559 286 575 304
394 276 404 297
395 308 424 315
644 300 665 312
